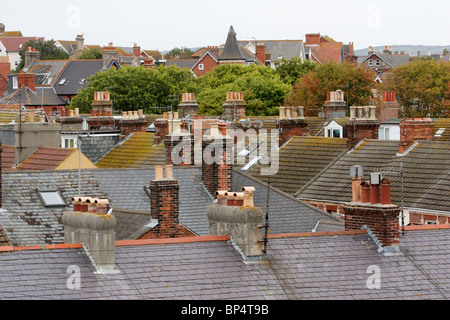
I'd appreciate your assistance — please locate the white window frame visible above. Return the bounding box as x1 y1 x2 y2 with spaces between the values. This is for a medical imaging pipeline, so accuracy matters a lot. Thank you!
198 64 204 71
379 127 390 140
12 76 18 89
375 59 381 66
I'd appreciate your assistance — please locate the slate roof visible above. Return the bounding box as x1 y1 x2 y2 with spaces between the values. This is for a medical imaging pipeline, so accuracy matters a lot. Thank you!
0 170 107 246
297 139 450 214
383 140 450 212
248 136 348 195
239 40 305 63
219 26 246 61
25 59 68 85
434 118 450 141
90 167 213 237
0 87 67 106
233 170 344 234
165 59 197 69
297 139 400 203
0 226 449 300
95 132 166 168
53 59 104 95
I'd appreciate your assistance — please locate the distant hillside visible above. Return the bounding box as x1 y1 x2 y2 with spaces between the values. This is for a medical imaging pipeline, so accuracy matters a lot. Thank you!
355 45 450 57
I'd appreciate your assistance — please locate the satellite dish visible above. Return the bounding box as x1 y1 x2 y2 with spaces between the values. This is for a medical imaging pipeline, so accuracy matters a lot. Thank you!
241 119 252 129
253 119 263 129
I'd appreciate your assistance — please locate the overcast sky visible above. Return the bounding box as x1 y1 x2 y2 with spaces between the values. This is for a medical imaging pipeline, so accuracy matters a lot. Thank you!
1 0 449 52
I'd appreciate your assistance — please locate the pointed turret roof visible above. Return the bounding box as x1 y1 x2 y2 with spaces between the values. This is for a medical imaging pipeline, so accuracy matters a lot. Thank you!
219 26 245 61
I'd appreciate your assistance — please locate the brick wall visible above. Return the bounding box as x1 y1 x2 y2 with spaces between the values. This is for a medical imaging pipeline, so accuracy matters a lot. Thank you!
142 179 195 239
154 119 169 144
346 120 380 150
398 118 434 154
164 134 194 166
409 211 449 225
202 138 233 197
192 53 219 77
344 205 400 248
0 61 10 96
120 119 148 140
279 119 310 145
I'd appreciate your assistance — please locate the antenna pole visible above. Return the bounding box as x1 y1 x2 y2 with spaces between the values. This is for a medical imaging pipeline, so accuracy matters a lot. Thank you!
263 166 270 254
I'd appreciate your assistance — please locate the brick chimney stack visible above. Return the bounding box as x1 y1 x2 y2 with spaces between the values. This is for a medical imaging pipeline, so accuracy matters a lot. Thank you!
144 165 195 239
398 118 434 154
0 56 10 96
202 125 233 197
178 93 199 119
133 43 141 57
305 33 321 45
102 43 120 69
76 34 84 52
24 47 40 71
278 106 309 145
323 90 347 121
17 72 36 92
346 105 379 150
344 174 401 254
255 43 266 65
379 91 399 122
223 92 246 122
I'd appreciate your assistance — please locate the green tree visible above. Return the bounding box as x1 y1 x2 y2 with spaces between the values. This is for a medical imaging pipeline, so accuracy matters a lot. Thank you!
192 64 291 116
15 39 69 71
274 57 317 86
285 61 376 116
78 47 103 60
165 47 195 59
382 59 450 117
69 65 196 114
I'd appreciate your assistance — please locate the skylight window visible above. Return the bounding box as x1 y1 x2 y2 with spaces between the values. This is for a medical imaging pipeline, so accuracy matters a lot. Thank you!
59 78 67 85
37 190 66 208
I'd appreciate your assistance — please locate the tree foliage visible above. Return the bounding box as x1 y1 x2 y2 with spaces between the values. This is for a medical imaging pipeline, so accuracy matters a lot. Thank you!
274 57 317 86
78 47 103 60
285 61 376 116
69 65 196 114
165 47 195 59
15 39 69 72
192 64 291 116
382 59 450 117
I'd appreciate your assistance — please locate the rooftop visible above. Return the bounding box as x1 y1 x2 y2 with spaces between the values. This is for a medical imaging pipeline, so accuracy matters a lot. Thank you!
0 225 448 300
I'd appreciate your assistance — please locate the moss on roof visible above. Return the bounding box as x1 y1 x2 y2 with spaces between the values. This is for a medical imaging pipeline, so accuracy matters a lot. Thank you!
95 132 165 168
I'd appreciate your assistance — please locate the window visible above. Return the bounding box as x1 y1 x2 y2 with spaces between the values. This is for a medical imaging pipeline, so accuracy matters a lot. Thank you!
37 190 66 208
12 76 18 89
368 59 373 67
198 64 204 71
376 59 380 66
425 220 437 225
379 127 390 140
59 78 67 85
327 128 342 138
62 137 77 148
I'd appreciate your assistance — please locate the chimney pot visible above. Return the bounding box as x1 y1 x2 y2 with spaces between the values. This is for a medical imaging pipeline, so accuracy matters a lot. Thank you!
381 179 391 205
361 181 371 204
